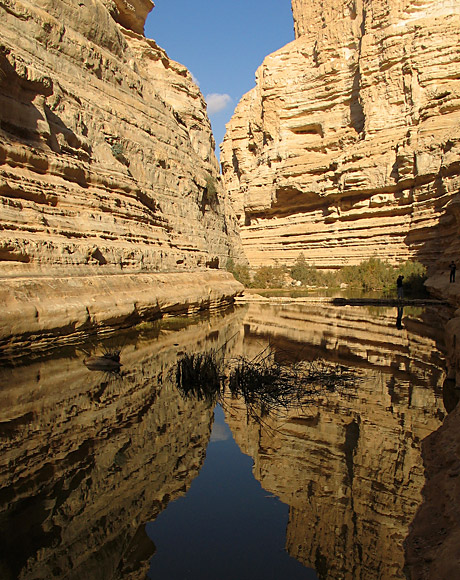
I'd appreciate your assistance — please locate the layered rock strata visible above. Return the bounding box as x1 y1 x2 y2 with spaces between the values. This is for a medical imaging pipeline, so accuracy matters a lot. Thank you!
222 0 460 271
225 303 446 579
0 270 242 354
0 0 244 342
405 400 460 579
0 307 244 580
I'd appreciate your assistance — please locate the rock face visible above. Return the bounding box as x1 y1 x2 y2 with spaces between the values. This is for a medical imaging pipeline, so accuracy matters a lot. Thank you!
0 270 242 354
224 303 446 579
0 0 244 344
221 0 460 271
0 0 243 274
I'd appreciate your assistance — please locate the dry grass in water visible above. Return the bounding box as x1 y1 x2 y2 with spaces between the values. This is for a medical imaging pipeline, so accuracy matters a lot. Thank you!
174 347 360 424
175 352 222 406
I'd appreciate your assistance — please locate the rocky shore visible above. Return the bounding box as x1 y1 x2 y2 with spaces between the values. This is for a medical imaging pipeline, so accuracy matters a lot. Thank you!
0 270 243 355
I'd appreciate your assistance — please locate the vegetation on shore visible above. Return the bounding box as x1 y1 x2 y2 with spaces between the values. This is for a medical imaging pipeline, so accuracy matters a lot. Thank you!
226 255 428 297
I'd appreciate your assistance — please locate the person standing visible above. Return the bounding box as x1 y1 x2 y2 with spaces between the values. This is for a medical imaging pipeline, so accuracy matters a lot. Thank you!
449 261 456 283
397 274 404 299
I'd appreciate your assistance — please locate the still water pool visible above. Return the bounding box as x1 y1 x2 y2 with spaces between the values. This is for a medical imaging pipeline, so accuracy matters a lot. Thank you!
147 405 315 580
0 303 450 579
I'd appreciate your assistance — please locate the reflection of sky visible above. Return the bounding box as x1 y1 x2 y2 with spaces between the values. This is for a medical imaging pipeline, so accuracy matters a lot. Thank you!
147 405 317 580
209 415 231 443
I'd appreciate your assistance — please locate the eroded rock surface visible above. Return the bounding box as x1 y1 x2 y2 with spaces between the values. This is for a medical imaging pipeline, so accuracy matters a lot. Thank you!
0 0 241 340
222 0 460 271
0 270 242 353
0 0 244 343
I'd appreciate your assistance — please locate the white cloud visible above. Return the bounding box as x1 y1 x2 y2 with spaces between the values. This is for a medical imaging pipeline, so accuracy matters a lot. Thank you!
190 72 200 87
205 93 232 115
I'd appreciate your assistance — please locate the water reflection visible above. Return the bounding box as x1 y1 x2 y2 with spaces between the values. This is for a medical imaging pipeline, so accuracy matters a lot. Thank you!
0 309 243 580
0 303 449 579
224 303 446 580
147 405 316 580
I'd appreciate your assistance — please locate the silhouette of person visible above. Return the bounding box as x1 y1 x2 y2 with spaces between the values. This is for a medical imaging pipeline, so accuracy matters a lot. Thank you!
449 261 456 283
396 275 404 299
396 306 404 329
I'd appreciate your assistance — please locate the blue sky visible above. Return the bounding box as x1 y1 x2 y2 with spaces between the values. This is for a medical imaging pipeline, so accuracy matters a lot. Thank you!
144 0 294 158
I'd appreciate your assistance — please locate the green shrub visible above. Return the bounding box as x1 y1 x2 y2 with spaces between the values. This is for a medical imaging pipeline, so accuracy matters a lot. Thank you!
201 175 219 211
396 260 427 297
290 253 325 286
226 258 251 287
340 257 394 291
338 257 427 296
111 142 124 160
251 264 287 289
227 254 427 295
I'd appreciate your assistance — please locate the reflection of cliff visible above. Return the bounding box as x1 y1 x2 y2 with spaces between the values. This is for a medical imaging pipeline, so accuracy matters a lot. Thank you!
0 308 244 580
241 302 446 386
225 304 445 579
405 401 460 579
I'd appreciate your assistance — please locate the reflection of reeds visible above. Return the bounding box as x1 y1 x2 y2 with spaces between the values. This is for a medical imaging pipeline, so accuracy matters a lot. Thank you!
175 352 222 406
174 347 360 424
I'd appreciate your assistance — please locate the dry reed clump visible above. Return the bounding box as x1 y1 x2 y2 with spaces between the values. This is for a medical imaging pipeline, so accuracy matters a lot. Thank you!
226 350 359 424
174 347 360 420
175 352 222 405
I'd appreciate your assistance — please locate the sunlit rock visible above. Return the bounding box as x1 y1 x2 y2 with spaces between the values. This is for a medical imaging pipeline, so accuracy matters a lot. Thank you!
222 0 460 272
0 0 244 343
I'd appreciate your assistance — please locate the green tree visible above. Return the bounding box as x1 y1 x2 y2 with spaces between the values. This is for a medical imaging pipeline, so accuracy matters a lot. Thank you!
337 257 427 296
251 264 287 289
340 257 393 290
396 260 427 297
226 258 251 287
290 253 323 286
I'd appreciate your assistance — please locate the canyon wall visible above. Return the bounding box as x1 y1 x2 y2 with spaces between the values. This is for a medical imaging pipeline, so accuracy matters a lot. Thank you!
0 270 241 355
0 0 243 345
222 0 460 271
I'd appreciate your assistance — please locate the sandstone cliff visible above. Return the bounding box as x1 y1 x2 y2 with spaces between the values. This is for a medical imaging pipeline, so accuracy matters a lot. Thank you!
218 7 460 574
0 0 243 345
222 0 460 272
